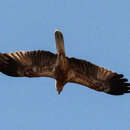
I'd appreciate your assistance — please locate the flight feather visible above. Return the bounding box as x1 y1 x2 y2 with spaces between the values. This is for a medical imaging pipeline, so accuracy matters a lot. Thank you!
68 57 130 95
0 50 57 78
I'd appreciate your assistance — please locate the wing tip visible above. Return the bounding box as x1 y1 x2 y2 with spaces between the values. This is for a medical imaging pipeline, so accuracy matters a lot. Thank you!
105 74 130 95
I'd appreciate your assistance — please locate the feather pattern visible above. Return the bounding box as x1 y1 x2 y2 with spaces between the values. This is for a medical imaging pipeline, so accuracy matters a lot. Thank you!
0 30 129 96
0 50 57 78
68 57 130 95
0 50 129 95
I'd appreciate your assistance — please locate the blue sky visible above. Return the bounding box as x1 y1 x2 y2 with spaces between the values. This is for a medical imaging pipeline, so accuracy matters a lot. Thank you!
0 0 130 130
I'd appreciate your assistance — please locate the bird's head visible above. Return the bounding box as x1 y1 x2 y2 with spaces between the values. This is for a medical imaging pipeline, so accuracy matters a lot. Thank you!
55 80 65 95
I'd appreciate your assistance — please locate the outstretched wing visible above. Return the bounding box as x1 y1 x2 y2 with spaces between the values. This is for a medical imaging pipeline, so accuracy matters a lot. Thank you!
68 57 130 95
0 50 57 78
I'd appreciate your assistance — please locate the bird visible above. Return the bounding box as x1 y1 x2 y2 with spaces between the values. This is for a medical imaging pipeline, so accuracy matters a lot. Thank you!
0 30 130 95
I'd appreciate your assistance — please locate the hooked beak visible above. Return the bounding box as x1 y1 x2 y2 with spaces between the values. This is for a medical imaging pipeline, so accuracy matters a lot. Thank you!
58 91 61 95
55 80 64 95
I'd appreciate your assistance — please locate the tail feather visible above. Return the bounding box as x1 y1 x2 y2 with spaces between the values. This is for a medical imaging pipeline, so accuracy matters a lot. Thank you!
55 30 66 56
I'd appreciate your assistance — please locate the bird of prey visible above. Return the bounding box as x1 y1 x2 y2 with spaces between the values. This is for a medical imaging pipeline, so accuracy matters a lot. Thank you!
0 30 130 95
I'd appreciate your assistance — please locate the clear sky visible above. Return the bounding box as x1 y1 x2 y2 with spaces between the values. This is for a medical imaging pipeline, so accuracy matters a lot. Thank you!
0 0 130 130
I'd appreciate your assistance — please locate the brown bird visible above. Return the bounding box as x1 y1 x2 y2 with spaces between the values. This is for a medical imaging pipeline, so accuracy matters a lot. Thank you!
0 30 130 95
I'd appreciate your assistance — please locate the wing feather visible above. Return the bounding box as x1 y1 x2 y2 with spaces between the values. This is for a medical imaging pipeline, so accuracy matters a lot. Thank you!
0 50 57 78
68 57 130 95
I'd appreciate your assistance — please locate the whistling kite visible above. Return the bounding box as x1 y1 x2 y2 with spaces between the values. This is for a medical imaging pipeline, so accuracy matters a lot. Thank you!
0 30 130 95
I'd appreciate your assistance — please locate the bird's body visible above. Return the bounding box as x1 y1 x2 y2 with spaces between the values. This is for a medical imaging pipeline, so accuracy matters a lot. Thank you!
0 30 130 95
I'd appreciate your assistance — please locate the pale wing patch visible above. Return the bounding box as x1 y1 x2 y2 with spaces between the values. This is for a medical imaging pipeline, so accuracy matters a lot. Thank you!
8 51 32 66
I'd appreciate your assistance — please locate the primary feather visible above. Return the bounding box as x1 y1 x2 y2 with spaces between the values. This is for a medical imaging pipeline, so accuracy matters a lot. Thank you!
0 50 57 78
68 57 130 95
0 50 129 95
0 30 129 95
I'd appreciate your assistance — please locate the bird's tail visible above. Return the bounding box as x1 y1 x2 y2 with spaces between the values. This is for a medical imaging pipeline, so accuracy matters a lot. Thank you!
55 30 66 57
